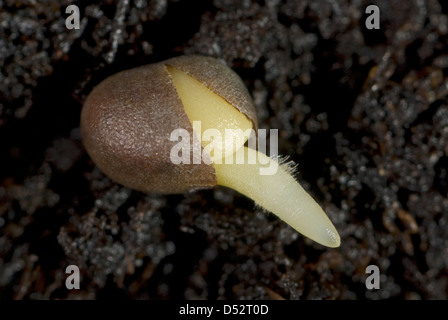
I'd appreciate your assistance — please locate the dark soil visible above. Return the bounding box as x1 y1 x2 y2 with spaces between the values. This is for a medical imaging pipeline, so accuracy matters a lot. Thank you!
1 0 448 299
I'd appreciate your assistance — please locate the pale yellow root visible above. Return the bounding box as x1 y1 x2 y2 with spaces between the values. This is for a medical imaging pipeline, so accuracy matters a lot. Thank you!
214 147 340 248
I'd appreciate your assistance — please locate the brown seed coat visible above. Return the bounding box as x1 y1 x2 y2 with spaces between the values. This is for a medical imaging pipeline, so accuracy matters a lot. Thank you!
81 56 257 194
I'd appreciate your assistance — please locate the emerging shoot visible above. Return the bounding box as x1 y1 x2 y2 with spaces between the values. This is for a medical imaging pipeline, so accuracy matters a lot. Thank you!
167 64 340 248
